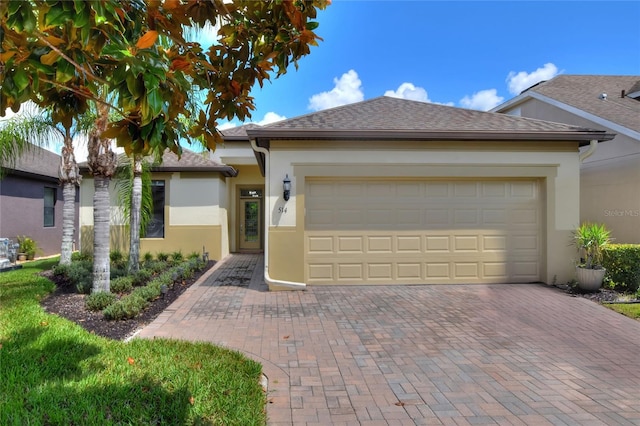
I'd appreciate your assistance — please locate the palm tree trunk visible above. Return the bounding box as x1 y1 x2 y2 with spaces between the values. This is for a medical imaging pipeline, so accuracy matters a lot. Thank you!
92 175 111 293
59 134 80 265
60 181 76 265
128 156 142 273
87 103 116 294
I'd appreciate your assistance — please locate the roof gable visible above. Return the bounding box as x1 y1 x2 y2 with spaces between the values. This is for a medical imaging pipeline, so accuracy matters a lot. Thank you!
495 75 640 134
2 144 60 180
248 96 612 144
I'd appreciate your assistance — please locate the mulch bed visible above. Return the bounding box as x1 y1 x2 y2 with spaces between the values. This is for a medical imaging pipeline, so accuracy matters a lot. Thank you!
40 261 215 341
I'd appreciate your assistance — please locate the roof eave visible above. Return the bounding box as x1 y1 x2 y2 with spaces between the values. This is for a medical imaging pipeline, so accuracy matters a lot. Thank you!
149 166 238 177
248 129 614 145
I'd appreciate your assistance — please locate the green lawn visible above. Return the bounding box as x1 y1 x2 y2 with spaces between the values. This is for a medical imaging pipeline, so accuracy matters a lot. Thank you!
0 259 266 425
605 302 640 320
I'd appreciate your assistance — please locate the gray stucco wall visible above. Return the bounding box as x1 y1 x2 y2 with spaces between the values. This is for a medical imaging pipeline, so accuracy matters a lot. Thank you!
0 174 79 257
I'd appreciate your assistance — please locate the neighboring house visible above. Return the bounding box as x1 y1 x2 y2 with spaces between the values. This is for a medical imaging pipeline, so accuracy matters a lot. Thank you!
78 150 237 261
78 97 613 289
0 145 78 256
491 75 640 243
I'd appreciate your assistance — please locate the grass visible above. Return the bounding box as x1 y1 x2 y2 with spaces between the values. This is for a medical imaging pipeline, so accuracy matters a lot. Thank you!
0 259 266 425
605 303 640 320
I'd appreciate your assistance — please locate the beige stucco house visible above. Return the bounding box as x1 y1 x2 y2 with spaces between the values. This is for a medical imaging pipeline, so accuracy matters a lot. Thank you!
491 75 640 243
79 96 613 289
79 150 237 261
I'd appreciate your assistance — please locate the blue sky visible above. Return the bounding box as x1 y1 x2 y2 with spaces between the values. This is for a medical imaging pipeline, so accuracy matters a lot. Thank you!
5 1 639 159
220 0 640 128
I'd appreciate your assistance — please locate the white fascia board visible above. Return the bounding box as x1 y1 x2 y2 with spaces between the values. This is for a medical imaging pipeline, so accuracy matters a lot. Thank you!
493 92 640 141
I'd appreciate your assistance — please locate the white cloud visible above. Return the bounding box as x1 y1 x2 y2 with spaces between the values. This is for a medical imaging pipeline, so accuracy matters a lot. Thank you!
384 83 430 102
507 63 559 95
217 111 286 130
256 112 286 125
308 69 364 111
460 89 504 111
217 121 239 130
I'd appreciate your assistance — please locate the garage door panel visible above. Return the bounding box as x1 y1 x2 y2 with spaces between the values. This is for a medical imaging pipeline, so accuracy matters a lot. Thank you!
397 236 421 252
338 236 364 253
454 209 479 225
368 263 393 279
308 236 333 253
306 179 541 285
367 236 393 252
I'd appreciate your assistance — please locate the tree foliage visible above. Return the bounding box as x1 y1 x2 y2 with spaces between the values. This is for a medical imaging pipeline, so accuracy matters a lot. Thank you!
1 0 328 157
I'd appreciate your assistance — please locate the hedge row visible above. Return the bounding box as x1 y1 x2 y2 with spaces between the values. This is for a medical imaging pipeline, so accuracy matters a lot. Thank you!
102 258 206 320
602 244 640 293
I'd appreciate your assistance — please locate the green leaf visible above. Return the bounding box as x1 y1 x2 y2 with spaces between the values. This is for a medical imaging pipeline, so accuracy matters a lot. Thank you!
44 5 69 27
55 60 75 84
147 88 163 118
305 21 319 31
13 68 29 92
22 5 36 33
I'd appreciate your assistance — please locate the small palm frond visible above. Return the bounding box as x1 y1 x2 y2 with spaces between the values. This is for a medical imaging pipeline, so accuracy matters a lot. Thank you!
0 105 63 175
115 158 154 236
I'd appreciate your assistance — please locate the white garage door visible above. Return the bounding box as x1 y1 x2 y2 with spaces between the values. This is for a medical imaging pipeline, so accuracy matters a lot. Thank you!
305 179 542 285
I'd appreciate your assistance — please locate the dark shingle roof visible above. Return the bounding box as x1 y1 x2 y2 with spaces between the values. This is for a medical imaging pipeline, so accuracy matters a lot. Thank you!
79 149 237 177
221 123 260 140
4 144 60 180
153 149 237 176
248 96 612 144
521 75 640 133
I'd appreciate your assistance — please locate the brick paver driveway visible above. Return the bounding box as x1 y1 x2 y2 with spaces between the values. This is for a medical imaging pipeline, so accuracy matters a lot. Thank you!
137 254 640 425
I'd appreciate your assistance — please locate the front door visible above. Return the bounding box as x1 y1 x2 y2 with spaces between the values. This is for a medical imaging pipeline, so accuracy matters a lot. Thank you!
239 198 261 251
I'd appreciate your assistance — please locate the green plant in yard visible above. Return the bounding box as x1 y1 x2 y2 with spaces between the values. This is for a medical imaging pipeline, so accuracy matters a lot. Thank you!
156 252 169 262
602 244 640 293
85 292 117 311
572 222 611 269
0 258 266 425
110 276 134 294
142 251 154 264
131 269 152 287
17 235 38 258
171 251 184 263
110 249 127 270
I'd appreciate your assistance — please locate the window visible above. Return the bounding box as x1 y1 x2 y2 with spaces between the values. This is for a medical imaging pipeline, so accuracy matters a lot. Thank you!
145 180 165 238
44 187 56 227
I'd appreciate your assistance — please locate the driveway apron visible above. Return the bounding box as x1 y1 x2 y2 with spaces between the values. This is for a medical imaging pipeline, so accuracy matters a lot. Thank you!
137 254 640 425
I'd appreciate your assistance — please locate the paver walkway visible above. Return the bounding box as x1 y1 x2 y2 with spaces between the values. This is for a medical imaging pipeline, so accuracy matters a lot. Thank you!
137 254 640 425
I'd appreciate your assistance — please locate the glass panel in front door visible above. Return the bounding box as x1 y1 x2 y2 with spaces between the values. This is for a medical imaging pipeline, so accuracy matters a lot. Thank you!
240 199 261 250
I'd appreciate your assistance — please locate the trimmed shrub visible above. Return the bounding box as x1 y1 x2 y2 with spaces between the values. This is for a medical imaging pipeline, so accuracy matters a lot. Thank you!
85 291 117 311
76 278 92 294
103 295 148 320
110 267 127 280
111 276 134 294
52 263 70 278
603 244 640 293
72 251 93 262
110 249 126 269
131 269 152 286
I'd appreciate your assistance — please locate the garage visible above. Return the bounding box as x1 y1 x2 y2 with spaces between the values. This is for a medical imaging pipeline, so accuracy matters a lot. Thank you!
247 96 612 289
305 178 542 285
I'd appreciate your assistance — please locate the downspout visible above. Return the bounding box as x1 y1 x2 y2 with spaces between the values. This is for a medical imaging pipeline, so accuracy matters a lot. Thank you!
250 139 306 290
579 139 598 162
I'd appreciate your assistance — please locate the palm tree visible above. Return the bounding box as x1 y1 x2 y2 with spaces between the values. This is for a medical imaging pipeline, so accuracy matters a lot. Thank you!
87 103 117 293
114 156 153 273
0 105 81 265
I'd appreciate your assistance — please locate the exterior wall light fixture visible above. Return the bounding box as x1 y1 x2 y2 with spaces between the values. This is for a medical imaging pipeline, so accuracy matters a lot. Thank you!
283 174 291 201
